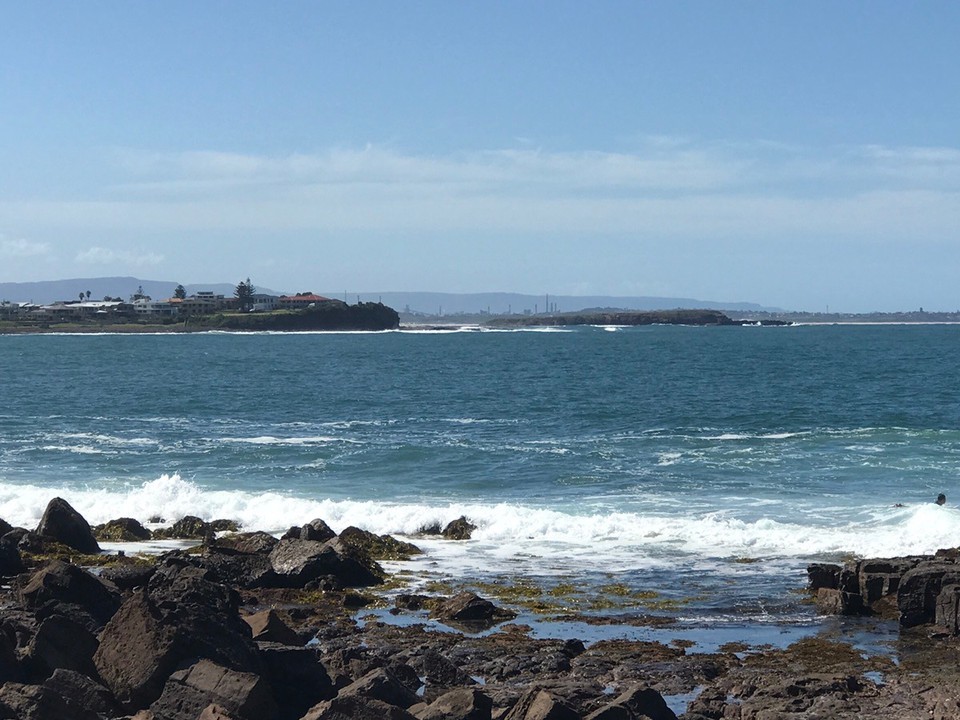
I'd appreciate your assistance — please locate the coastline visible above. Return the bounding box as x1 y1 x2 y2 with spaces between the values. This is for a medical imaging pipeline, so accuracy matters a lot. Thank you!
5 498 960 719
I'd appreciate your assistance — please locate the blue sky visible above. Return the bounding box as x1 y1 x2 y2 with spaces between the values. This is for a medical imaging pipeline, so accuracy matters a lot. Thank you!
1 2 958 311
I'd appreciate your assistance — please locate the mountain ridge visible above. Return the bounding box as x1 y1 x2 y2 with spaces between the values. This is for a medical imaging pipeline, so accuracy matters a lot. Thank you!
0 277 781 313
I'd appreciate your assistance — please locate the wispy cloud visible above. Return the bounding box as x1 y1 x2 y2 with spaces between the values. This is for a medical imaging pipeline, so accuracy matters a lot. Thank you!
75 246 164 267
0 236 50 258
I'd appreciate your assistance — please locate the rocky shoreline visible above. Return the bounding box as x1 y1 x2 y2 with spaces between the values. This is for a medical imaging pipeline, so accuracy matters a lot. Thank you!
2 498 960 719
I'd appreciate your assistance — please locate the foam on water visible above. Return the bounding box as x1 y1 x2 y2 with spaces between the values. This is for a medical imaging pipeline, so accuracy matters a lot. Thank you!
1 475 957 573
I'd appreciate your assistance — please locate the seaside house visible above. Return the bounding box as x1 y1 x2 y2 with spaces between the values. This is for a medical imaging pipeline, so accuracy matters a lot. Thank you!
278 293 332 310
250 293 280 312
178 291 237 316
133 298 180 317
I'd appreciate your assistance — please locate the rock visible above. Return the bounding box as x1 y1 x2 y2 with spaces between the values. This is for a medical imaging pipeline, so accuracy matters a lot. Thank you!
149 659 277 720
857 557 922 606
807 563 841 591
99 563 156 591
433 592 517 628
0 518 12 537
34 497 100 554
153 515 209 539
218 531 279 555
814 587 862 616
415 687 492 720
256 642 335 719
898 560 960 627
301 518 337 542
0 626 22 684
935 583 960 633
93 517 152 542
24 614 99 680
0 535 25 577
93 559 263 711
0 669 118 720
583 705 630 720
413 649 475 702
200 547 277 589
301 695 418 720
197 705 237 720
19 560 120 630
336 666 421 709
604 687 677 720
502 689 579 720
441 517 476 541
209 519 240 532
338 526 422 560
267 538 383 589
243 609 301 645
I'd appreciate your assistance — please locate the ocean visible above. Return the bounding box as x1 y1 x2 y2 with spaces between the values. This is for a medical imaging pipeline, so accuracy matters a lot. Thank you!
2 324 959 646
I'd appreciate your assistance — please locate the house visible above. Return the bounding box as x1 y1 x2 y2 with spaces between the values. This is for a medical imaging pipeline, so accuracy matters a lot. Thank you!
178 292 237 316
277 293 331 310
250 294 280 312
133 298 180 317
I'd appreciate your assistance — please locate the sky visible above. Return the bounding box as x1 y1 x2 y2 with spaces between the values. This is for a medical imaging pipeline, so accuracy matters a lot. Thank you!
0 2 958 312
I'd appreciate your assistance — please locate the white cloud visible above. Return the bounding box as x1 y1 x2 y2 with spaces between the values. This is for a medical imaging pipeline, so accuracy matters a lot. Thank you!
75 246 164 267
0 236 50 257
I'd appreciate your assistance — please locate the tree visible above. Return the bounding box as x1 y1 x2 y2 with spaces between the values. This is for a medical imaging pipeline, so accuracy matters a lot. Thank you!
174 284 187 300
234 278 255 311
78 292 84 301
85 290 91 300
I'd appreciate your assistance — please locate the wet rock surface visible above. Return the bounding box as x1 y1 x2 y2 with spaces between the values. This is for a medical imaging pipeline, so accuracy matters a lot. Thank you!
3 503 960 719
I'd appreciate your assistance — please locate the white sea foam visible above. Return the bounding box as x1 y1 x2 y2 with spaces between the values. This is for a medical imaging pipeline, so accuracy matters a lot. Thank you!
1 475 958 574
221 435 349 446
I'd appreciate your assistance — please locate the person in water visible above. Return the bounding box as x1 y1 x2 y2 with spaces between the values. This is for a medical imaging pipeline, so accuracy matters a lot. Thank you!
936 493 946 506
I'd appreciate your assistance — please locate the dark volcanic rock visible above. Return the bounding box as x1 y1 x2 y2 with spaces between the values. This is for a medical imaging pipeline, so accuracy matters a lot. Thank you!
243 609 302 645
257 642 335 719
153 515 210 539
200 547 277 588
24 614 99 680
93 556 263 711
339 526 422 560
336 666 421 709
0 518 12 537
442 517 476 541
0 535 25 577
19 560 120 630
98 563 156 592
502 688 579 720
34 498 100 554
93 517 151 542
433 592 517 628
415 687 492 720
0 669 118 720
218 531 279 555
149 658 277 720
268 537 383 588
301 695 418 720
899 560 960 627
300 518 337 542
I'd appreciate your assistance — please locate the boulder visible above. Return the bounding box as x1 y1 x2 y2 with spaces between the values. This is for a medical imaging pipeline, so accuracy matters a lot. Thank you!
99 563 156 592
441 517 476 541
336 666 421 709
301 518 337 542
34 498 100 554
433 592 517 628
415 687 492 720
153 515 210 540
19 560 120 630
256 642 335 719
502 689 579 720
24 614 99 681
935 583 960 633
200 548 277 588
93 517 152 542
267 538 382 589
0 518 12 537
807 563 841 591
413 649 475 702
0 626 22 684
149 659 277 720
338 526 422 560
243 610 301 646
603 687 677 720
93 559 262 711
301 695 418 720
0 669 118 720
219 531 279 555
898 561 960 627
0 536 25 577
198 705 237 720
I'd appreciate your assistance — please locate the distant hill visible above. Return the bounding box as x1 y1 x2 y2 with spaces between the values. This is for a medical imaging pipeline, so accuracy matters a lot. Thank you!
0 277 281 304
325 291 781 315
0 278 779 314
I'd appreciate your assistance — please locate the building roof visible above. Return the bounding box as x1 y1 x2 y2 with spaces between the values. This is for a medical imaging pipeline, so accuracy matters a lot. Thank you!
279 294 330 302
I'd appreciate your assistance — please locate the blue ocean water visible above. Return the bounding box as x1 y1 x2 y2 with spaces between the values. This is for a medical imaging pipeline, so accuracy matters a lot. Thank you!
2 324 959 632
